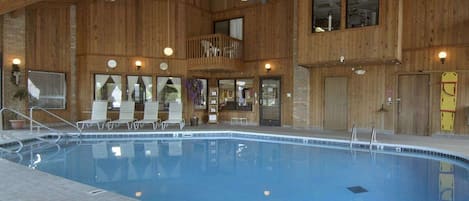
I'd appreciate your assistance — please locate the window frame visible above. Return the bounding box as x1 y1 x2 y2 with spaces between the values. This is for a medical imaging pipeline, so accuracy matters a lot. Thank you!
94 74 122 110
156 76 182 111
217 78 254 112
126 74 153 111
191 78 208 111
28 70 67 110
213 17 244 40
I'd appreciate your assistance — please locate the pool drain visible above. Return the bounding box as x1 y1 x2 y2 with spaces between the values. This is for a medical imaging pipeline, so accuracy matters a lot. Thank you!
347 186 368 194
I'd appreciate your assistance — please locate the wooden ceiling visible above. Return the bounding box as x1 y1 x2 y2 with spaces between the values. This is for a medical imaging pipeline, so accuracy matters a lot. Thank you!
0 0 44 15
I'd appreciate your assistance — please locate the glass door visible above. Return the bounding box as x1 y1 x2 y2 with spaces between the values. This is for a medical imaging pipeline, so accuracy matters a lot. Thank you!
259 77 281 126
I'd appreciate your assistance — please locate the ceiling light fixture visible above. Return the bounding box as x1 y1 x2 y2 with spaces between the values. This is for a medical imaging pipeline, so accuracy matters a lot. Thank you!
163 0 173 56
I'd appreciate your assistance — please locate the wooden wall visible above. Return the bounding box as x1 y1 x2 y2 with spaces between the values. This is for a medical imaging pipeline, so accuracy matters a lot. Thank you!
23 2 72 122
211 0 294 126
307 0 469 135
298 0 402 66
76 0 212 120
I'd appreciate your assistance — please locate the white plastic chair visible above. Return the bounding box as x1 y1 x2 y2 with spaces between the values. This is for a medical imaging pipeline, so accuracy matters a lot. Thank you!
133 101 160 130
161 102 185 130
76 101 108 130
107 101 135 130
201 40 220 57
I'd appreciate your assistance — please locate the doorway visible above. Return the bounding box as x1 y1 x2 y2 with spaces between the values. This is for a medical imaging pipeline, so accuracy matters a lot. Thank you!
397 74 430 135
324 77 348 130
259 77 281 126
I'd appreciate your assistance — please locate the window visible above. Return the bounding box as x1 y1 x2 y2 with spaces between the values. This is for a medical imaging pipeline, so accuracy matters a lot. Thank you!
28 71 66 109
214 18 243 40
346 0 379 28
127 75 152 109
157 77 181 111
312 0 341 32
218 79 253 111
185 78 207 110
95 74 122 109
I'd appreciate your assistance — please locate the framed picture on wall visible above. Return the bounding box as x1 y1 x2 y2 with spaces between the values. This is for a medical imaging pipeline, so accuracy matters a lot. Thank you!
210 88 218 96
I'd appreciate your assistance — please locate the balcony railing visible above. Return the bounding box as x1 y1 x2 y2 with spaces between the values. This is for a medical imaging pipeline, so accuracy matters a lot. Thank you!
187 34 243 71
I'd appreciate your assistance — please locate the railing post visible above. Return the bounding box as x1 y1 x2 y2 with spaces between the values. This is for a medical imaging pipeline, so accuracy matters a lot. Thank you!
0 109 3 131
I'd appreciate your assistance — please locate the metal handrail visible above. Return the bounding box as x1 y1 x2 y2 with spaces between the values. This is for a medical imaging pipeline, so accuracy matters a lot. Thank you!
349 124 358 148
369 127 377 151
0 107 62 144
29 106 82 135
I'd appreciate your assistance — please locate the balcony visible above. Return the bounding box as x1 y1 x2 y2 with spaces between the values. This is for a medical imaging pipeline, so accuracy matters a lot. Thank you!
187 34 243 71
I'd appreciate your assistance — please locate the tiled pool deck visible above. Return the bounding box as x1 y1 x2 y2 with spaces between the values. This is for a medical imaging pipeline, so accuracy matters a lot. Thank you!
1 124 468 201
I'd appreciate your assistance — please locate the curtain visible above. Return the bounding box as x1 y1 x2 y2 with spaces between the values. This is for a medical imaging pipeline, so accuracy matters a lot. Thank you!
110 75 122 108
141 76 153 101
127 76 138 101
230 18 243 40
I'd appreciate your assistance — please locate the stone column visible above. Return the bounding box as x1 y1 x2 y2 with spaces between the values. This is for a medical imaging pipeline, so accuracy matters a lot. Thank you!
2 10 26 128
292 0 310 128
70 5 77 121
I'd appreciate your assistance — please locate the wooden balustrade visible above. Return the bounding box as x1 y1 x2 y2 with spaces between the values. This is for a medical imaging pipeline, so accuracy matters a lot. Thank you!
187 34 244 71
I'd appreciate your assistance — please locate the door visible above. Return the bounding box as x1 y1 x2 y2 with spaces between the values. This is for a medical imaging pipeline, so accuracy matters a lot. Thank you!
324 77 348 130
260 77 281 126
397 74 430 135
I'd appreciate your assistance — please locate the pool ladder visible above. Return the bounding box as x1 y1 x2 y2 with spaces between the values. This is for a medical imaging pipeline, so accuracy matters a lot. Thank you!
349 124 358 149
369 127 377 151
349 124 378 151
0 107 79 153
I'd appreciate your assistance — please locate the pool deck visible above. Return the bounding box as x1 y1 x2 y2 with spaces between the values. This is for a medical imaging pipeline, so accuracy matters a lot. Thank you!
1 124 469 201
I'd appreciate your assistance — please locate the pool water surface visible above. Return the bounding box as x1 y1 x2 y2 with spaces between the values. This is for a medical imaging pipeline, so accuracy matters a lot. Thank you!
5 137 469 201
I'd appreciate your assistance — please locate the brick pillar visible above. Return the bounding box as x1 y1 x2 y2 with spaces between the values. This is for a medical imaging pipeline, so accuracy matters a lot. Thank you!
292 0 310 128
2 10 27 127
70 5 77 121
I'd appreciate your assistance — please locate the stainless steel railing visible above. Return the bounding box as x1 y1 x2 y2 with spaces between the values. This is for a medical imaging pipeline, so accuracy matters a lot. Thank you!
29 106 82 135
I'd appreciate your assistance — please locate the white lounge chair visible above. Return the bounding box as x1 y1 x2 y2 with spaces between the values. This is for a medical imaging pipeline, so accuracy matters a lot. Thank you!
133 101 160 129
161 102 185 130
77 101 108 130
107 101 135 130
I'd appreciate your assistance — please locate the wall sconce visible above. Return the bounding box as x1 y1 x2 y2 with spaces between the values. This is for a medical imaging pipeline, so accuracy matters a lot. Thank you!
135 60 142 70
438 51 447 64
265 63 271 72
12 58 21 85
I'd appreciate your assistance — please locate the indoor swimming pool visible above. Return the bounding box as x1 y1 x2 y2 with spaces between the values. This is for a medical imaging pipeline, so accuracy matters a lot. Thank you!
2 132 469 201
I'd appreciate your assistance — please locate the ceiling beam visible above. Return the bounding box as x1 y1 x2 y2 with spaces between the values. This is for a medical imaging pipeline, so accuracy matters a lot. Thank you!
0 0 45 15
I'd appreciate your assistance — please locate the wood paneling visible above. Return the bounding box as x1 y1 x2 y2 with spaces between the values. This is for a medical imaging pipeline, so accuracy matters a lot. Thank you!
308 0 469 135
324 77 347 130
0 0 44 15
26 3 70 71
397 74 430 135
25 2 72 123
298 0 402 66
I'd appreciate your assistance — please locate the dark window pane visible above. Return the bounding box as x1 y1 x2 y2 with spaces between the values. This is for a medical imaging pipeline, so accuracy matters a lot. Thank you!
312 0 341 32
347 0 379 28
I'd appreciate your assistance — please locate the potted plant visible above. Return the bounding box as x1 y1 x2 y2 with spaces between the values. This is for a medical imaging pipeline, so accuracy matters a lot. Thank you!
9 88 28 129
184 78 203 126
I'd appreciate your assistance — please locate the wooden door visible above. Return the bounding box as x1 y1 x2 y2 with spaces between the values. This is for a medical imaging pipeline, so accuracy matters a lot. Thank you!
324 77 348 130
397 74 430 135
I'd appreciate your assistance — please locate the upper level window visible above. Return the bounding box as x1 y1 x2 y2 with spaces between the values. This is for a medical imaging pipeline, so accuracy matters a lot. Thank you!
312 0 341 32
214 18 243 40
95 74 122 110
312 0 379 33
347 0 379 28
28 71 66 109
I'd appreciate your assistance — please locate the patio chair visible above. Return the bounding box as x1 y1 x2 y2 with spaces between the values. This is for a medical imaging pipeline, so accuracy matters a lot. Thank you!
76 101 108 130
107 101 135 130
134 101 160 129
161 102 185 130
201 40 220 57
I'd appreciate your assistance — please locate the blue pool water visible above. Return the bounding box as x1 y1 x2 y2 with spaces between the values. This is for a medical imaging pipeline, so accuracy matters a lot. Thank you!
4 137 469 201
